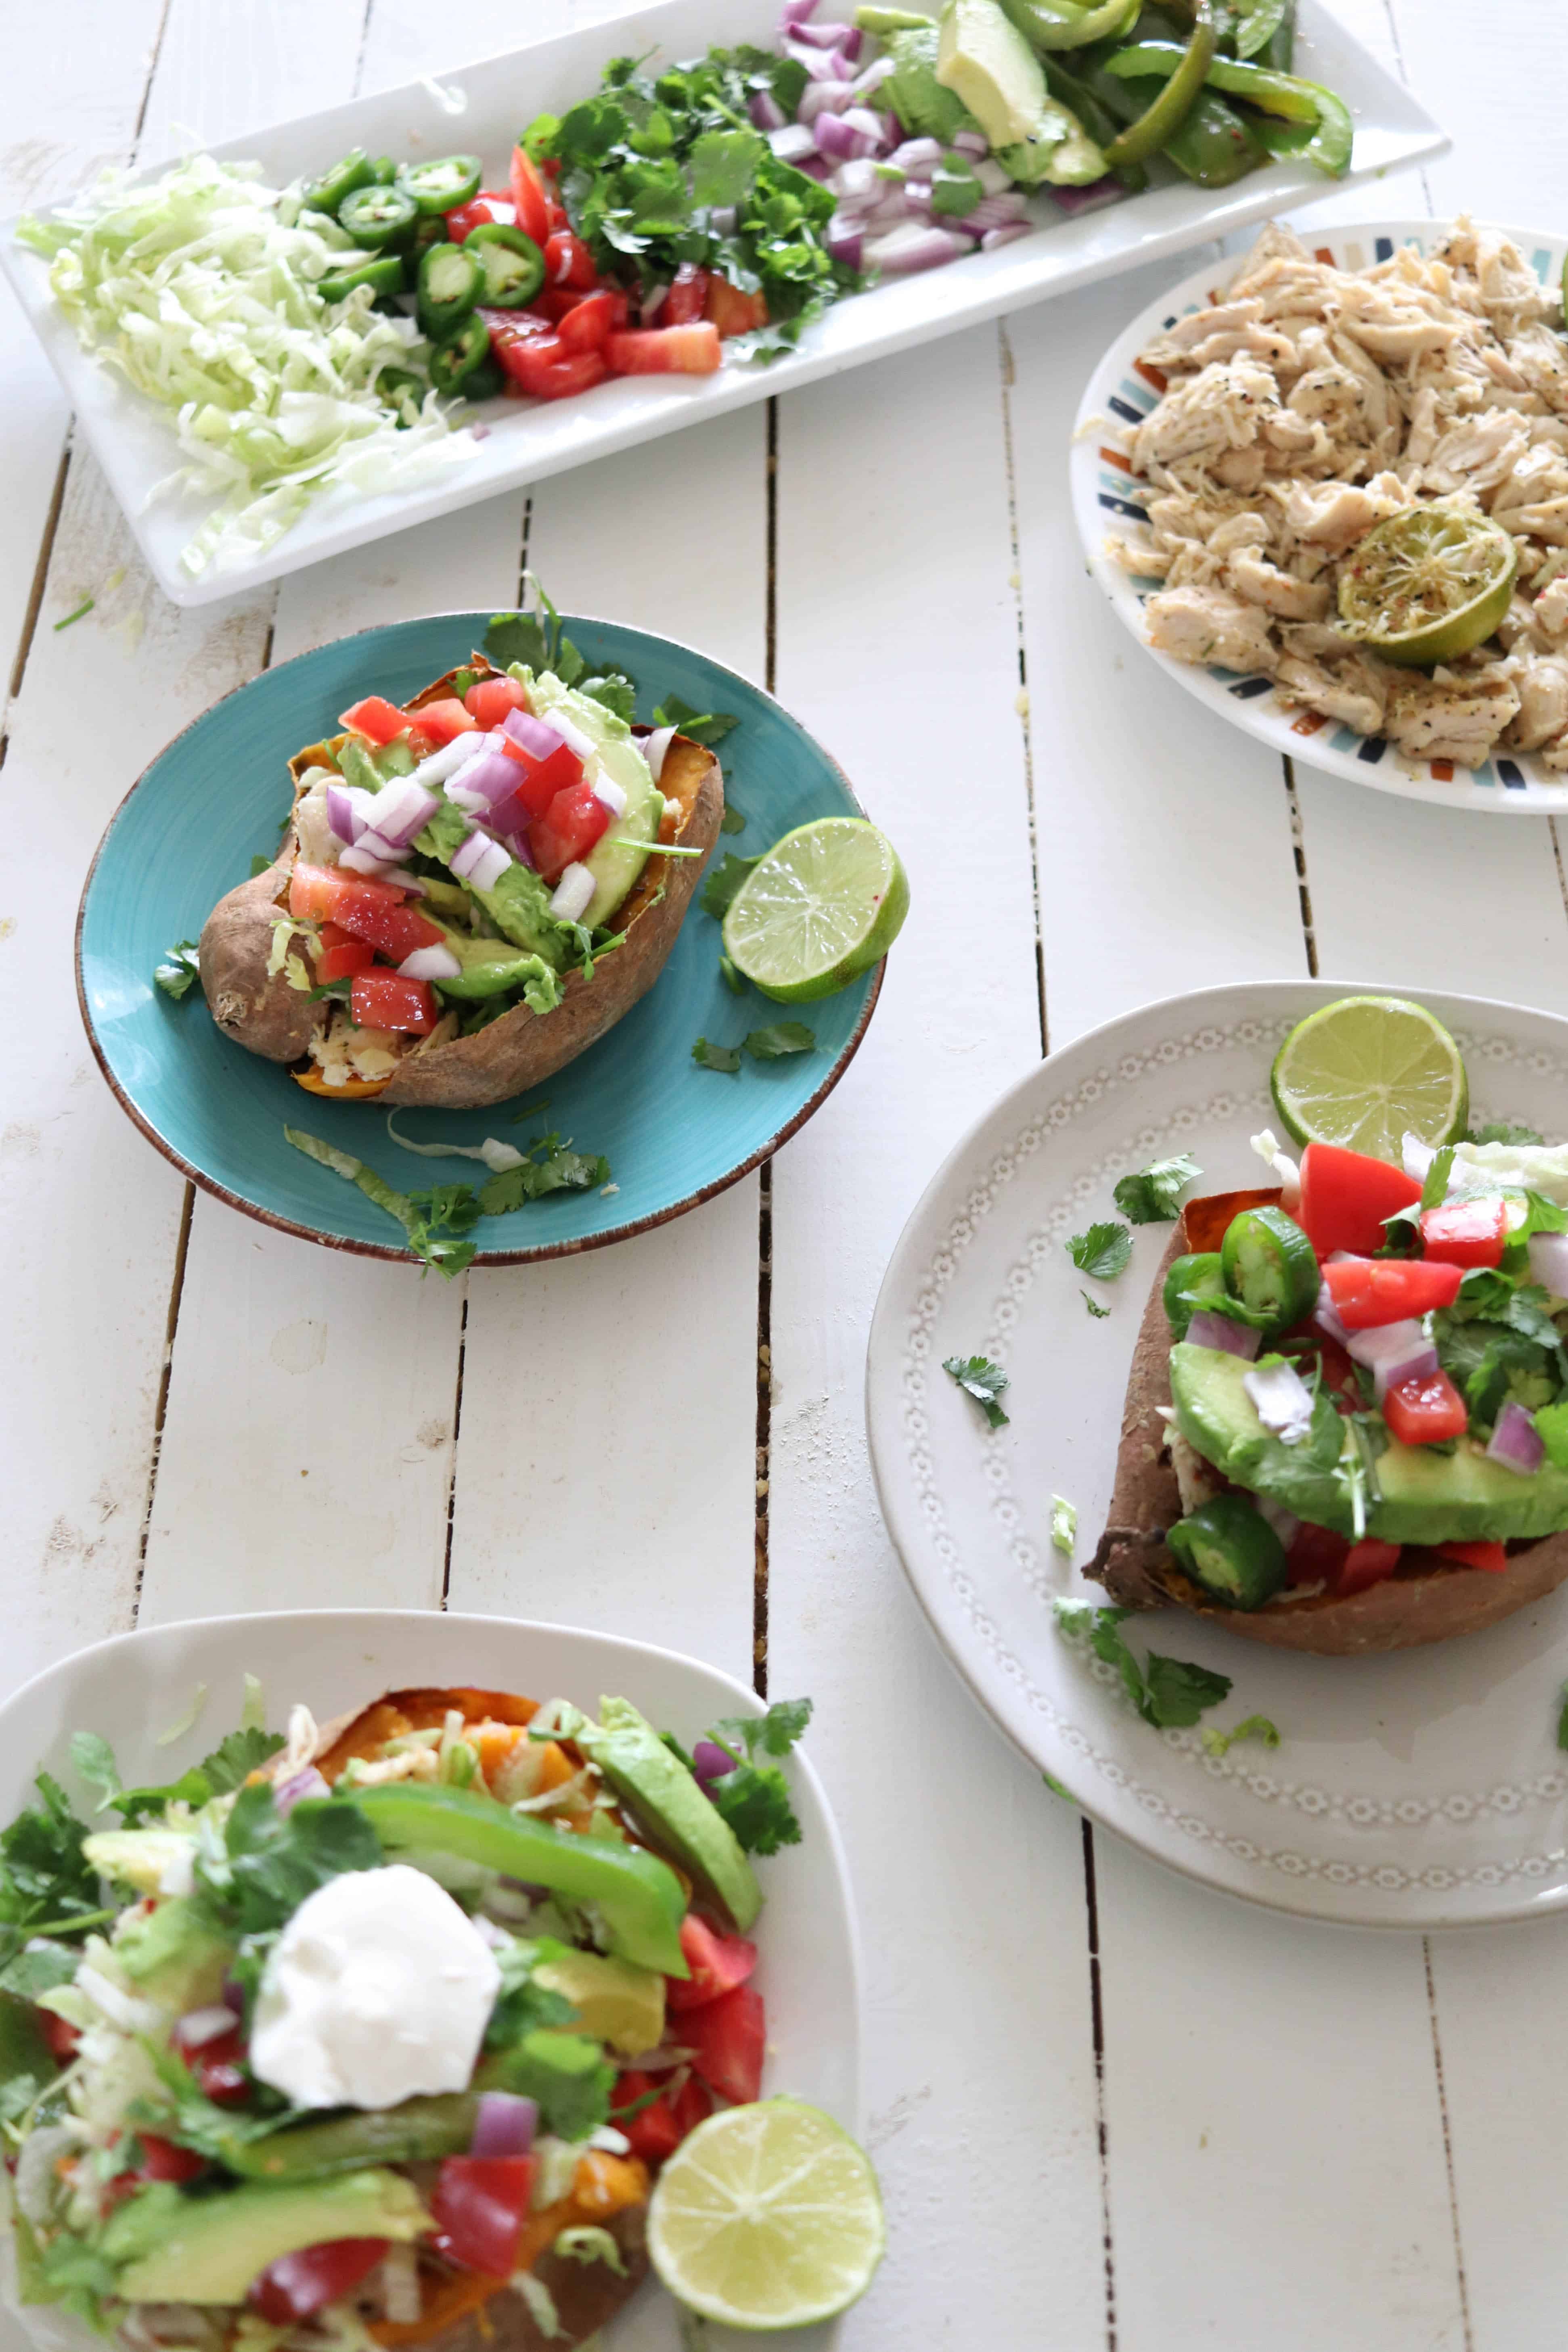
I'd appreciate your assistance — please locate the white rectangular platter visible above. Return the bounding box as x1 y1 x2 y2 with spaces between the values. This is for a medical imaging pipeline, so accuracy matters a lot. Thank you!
0 0 1447 608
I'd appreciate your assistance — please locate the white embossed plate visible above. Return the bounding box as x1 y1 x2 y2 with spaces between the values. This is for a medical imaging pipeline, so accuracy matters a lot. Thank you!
866 982 1568 1929
1071 223 1568 813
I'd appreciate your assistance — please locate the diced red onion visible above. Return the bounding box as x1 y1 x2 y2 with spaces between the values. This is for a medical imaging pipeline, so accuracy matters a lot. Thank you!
1254 1496 1301 1549
749 89 787 132
367 777 440 849
177 2003 240 2047
1048 176 1127 216
890 137 944 174
981 223 1032 251
411 733 484 788
972 156 1013 195
798 80 856 123
794 155 834 181
779 0 819 23
965 192 1030 234
275 1765 330 1815
1315 1282 1350 1345
692 1739 736 1785
450 828 497 881
352 827 408 865
1243 1358 1315 1444
826 215 864 268
1345 1318 1437 1403
902 180 934 216
338 843 403 877
503 832 536 869
770 121 818 166
548 863 596 924
325 783 360 844
877 109 903 147
592 778 628 818
1529 1231 1568 1295
793 19 858 48
448 744 524 808
831 157 881 203
710 205 737 234
860 193 919 235
865 222 971 272
1402 1132 1438 1184
813 110 881 162
951 128 989 159
852 55 896 98
1186 1310 1261 1361
471 2092 538 2157
221 1976 245 2015
787 39 850 81
643 725 676 783
546 707 597 762
501 709 567 763
1488 1400 1544 1476
399 944 462 982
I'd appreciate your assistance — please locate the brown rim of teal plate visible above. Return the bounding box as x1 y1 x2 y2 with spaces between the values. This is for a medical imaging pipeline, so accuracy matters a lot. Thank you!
75 611 887 1268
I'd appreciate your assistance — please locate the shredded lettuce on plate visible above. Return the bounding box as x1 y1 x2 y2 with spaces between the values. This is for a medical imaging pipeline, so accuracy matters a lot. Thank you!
16 154 474 576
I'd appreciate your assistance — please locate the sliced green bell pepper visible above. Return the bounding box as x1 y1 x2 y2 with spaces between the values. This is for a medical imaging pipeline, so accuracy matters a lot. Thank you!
1104 39 1352 175
317 252 406 305
999 0 1140 51
1103 2 1218 168
343 1783 690 1976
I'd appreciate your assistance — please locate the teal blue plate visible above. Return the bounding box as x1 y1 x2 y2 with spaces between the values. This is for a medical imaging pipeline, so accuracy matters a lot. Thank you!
77 613 883 1265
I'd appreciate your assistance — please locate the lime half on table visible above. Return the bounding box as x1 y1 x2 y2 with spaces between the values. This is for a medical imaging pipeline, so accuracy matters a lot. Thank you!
723 818 908 1003
648 2097 885 2331
1336 503 1516 666
1271 995 1469 1160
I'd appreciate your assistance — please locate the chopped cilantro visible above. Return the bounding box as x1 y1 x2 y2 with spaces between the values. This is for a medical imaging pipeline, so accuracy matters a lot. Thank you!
1067 1221 1133 1281
1113 1153 1200 1225
1054 1601 1232 1731
190 1780 381 1942
153 941 202 1000
719 801 748 835
1082 1290 1110 1319
249 854 273 878
1419 1145 1455 1212
942 1354 1009 1429
0 1774 104 1966
286 1126 606 1274
1467 1120 1545 1147
1051 1495 1077 1556
700 853 761 919
483 582 636 720
745 1022 813 1060
73 1724 285 1827
1200 1714 1281 1758
699 1699 812 1855
652 693 740 749
693 1036 742 1073
478 1136 609 1209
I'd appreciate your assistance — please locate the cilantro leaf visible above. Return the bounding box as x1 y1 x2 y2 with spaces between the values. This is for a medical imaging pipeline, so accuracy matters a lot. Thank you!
698 1700 812 1856
1067 1221 1133 1281
1200 1714 1281 1758
133 2042 289 2162
690 126 768 209
1051 1495 1076 1556
249 853 274 879
153 941 201 1000
477 1136 609 1212
190 1783 381 1941
745 1023 813 1060
942 1354 1009 1429
719 802 748 834
693 1036 741 1073
484 1940 576 2051
1419 1145 1455 1212
700 853 760 919
0 1773 103 1963
652 693 740 750
1054 1601 1233 1731
1082 1291 1110 1319
96 1726 286 1827
1112 1154 1200 1225
1467 1120 1545 1147
579 672 637 725
710 1699 812 1760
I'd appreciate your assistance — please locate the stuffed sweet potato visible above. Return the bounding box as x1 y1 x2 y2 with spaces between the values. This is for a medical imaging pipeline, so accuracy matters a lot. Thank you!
1090 1176 1568 1655
199 651 722 1111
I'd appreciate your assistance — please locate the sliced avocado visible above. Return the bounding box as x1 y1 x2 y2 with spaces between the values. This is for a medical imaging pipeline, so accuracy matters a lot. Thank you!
533 1949 666 2058
488 2028 615 2143
937 0 1049 149
427 923 563 1003
883 23 983 141
521 670 659 931
577 1697 760 1935
115 1898 232 2013
82 1827 197 1898
466 865 571 970
105 2170 428 2304
1169 1342 1568 1547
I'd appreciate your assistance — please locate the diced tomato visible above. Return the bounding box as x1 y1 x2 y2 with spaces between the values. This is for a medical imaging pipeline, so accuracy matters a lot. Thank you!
314 923 376 985
705 275 768 337
1322 1255 1465 1329
546 198 571 235
479 302 555 344
544 230 599 291
613 2073 683 2166
464 674 530 729
1436 1539 1510 1573
1420 1196 1508 1270
351 971 438 1036
102 2171 141 2211
524 287 588 325
337 695 410 748
138 2132 207 2184
1296 1142 1423 1258
508 147 552 250
557 289 628 351
409 696 478 747
404 727 440 765
289 866 442 963
683 1982 765 2106
499 730 582 805
38 2011 80 2063
530 781 612 883
670 2073 714 2139
446 189 515 242
1333 1539 1403 1598
667 1916 759 2013
1383 1366 1470 1448
174 2022 249 2105
250 2241 391 2323
606 324 722 377
664 264 710 326
493 328 608 402
431 2155 536 2277
1286 1521 1350 1589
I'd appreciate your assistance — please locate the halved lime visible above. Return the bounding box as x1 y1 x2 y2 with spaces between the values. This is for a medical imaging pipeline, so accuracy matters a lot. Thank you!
1336 503 1516 666
1270 995 1468 1160
722 818 908 1004
647 2098 885 2331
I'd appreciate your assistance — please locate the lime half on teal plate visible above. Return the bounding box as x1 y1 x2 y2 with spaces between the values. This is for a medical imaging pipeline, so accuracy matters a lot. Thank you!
76 613 884 1265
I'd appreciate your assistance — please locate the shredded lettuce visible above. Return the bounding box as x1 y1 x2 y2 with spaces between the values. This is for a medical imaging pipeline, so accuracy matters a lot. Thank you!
153 1684 209 1749
16 154 473 576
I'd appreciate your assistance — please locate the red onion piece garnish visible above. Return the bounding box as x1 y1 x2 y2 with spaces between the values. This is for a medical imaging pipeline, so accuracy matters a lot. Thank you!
691 1739 736 1786
1185 1310 1261 1361
275 1766 330 1816
1529 1230 1568 1296
470 2091 538 2158
1487 1400 1544 1476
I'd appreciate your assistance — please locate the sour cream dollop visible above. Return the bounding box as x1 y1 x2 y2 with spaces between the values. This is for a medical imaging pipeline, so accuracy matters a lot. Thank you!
249 1863 501 2110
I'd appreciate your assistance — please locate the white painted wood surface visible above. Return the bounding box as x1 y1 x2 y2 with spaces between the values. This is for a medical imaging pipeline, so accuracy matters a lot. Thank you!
2 0 1565 2342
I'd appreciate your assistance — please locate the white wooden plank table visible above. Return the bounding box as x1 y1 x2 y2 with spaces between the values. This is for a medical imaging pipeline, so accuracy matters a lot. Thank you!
2 0 1564 2344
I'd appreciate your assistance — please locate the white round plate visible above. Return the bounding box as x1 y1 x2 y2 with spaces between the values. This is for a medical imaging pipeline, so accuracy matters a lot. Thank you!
0 1611 861 2352
868 982 1568 1930
1071 220 1568 815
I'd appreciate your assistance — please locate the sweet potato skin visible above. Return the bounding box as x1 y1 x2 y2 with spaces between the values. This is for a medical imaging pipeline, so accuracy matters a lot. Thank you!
1089 1200 1568 1654
197 659 721 1109
419 2202 647 2352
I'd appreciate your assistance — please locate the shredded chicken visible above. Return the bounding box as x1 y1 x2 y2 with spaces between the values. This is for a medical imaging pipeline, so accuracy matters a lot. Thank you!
1111 218 1568 772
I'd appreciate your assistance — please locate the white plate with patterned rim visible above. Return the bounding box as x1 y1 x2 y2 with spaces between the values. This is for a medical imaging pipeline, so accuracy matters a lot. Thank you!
1070 221 1568 815
867 982 1568 1930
